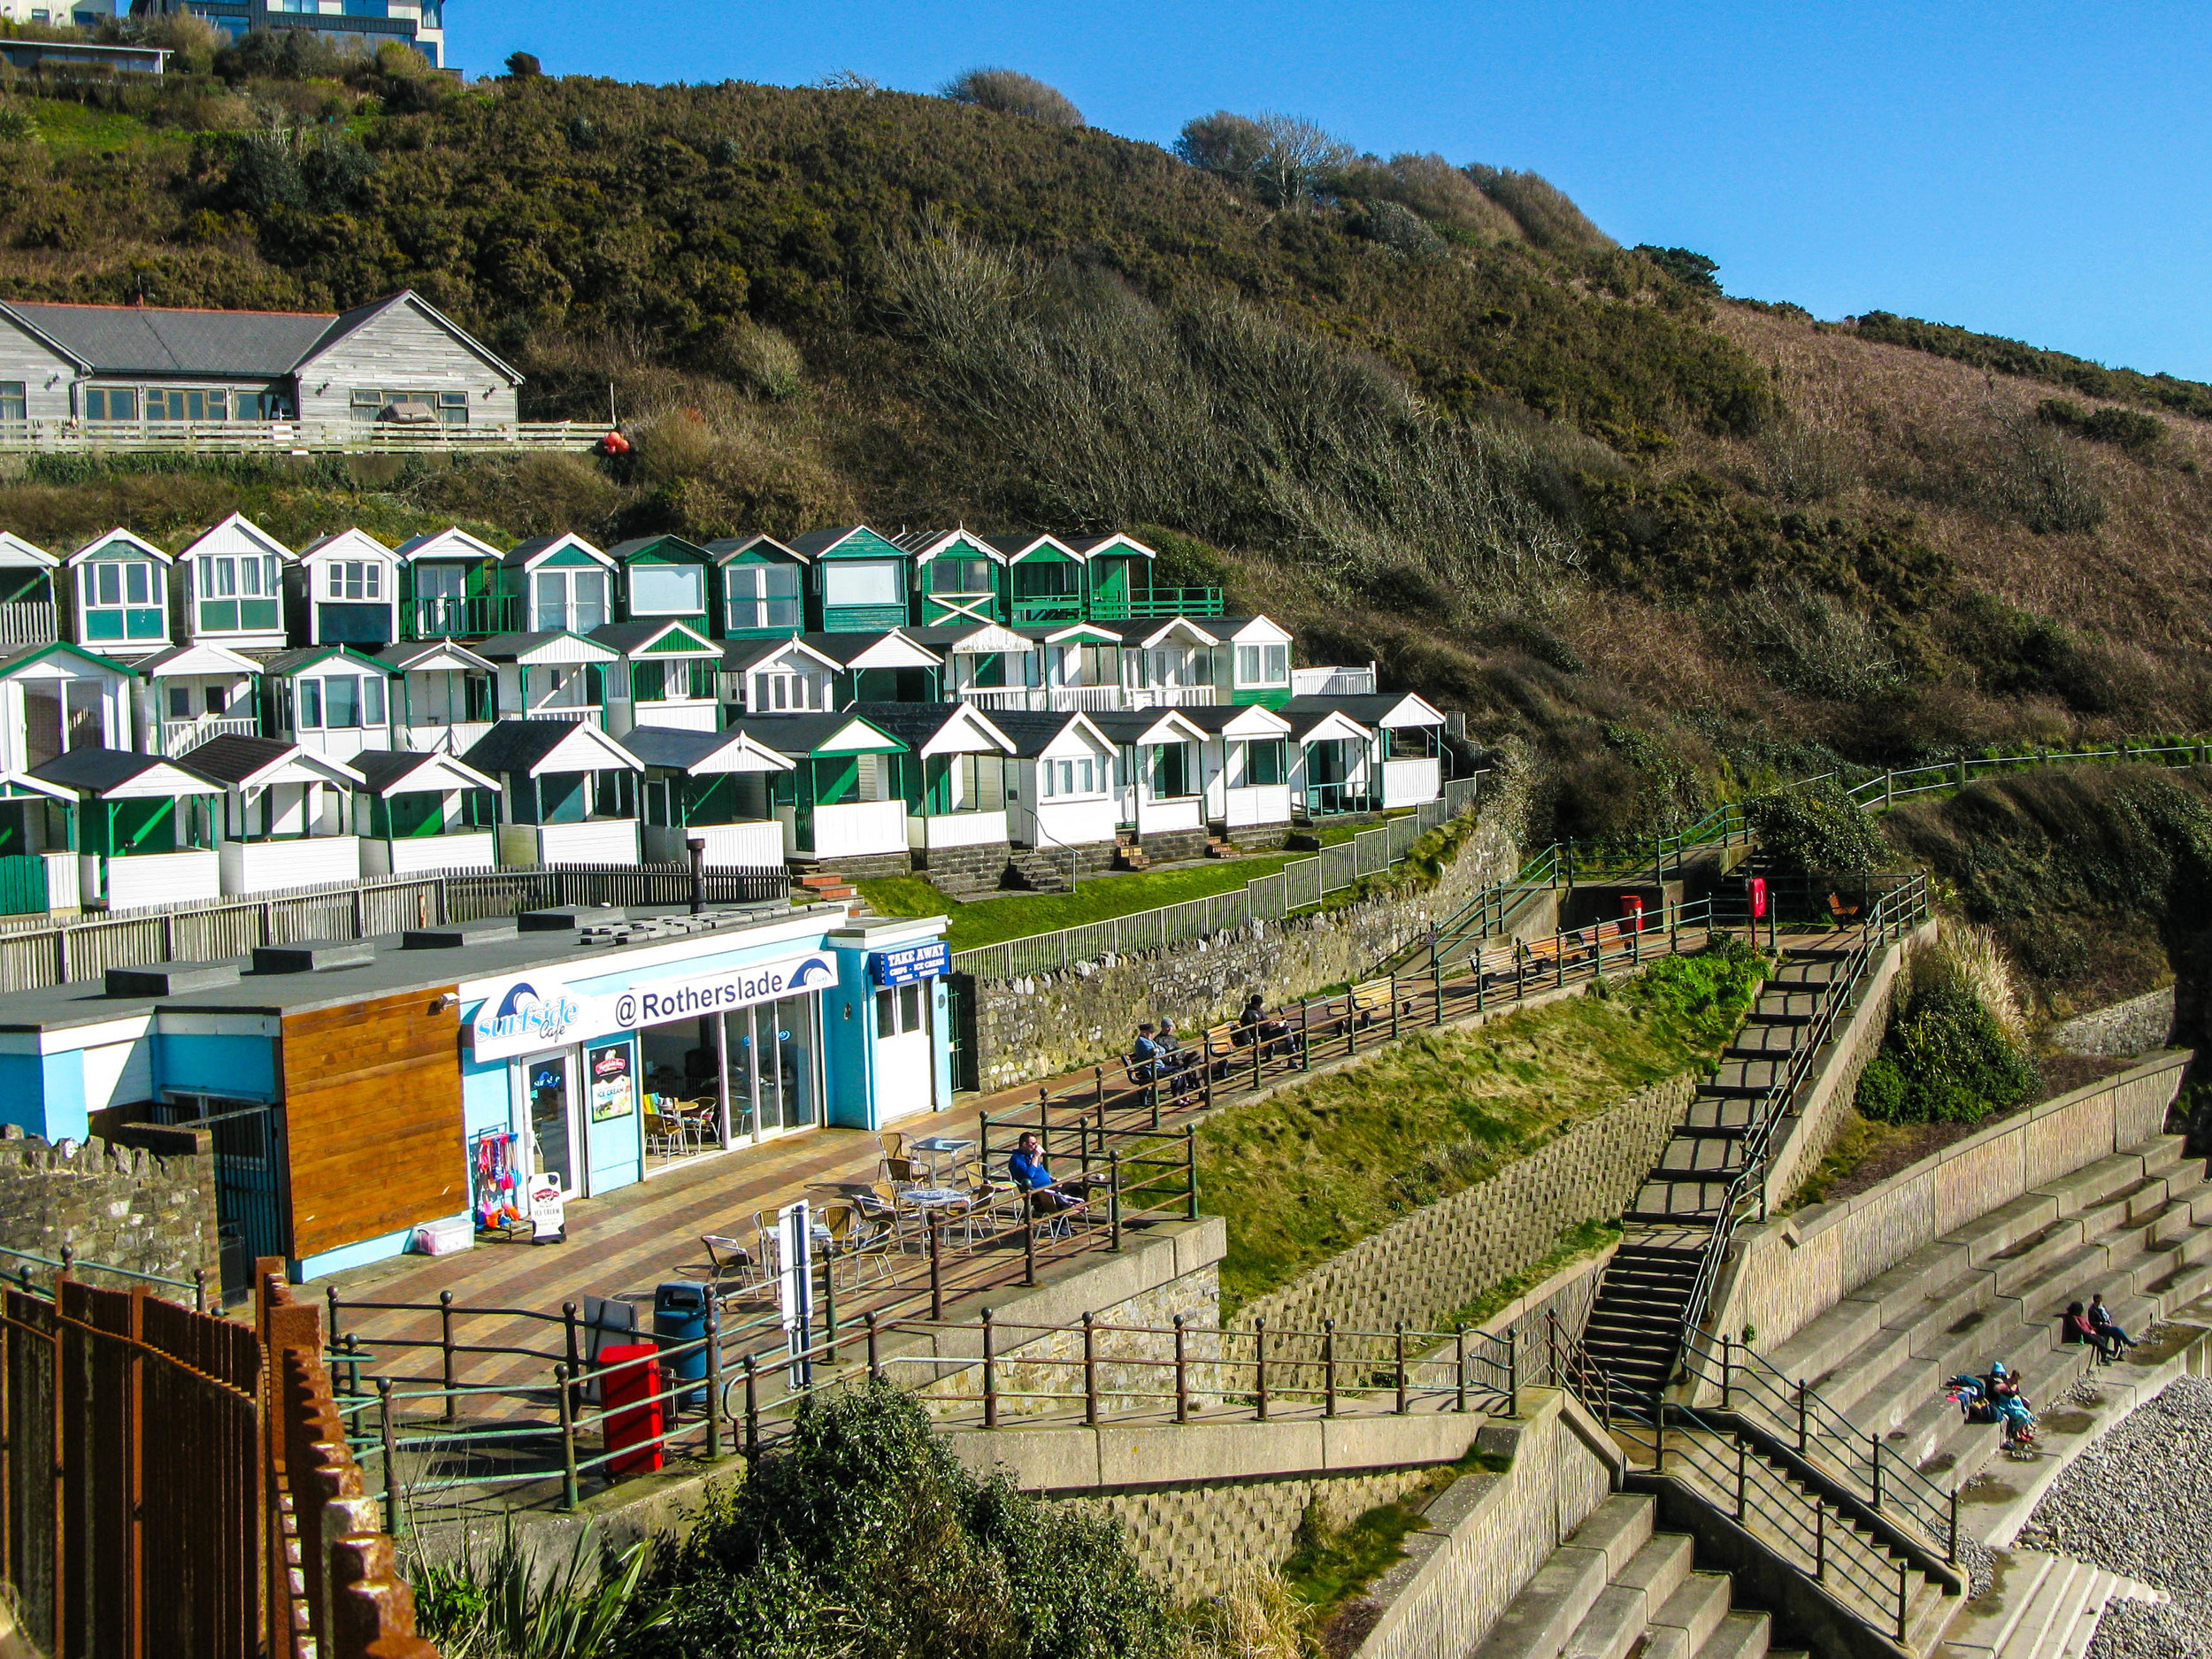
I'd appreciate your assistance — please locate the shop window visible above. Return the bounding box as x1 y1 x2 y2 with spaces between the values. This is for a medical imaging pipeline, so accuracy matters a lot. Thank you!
750 670 821 711
534 568 608 633
296 673 387 731
81 559 164 642
146 388 228 423
926 557 993 595
197 552 280 633
83 387 138 423
821 559 902 609
628 564 704 616
725 564 802 631
325 560 382 603
1236 643 1289 686
351 388 469 426
875 982 924 1037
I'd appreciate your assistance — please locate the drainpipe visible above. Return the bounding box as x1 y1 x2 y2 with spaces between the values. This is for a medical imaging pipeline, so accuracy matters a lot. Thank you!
687 835 706 913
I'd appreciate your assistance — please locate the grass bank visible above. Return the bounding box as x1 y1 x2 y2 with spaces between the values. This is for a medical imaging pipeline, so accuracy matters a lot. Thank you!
855 819 1384 953
1200 944 1768 1314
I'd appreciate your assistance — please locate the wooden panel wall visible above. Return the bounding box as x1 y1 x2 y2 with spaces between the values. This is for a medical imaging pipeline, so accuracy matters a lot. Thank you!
280 987 464 1260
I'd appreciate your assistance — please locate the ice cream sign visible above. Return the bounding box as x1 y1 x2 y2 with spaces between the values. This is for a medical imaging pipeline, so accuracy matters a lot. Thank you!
470 951 839 1060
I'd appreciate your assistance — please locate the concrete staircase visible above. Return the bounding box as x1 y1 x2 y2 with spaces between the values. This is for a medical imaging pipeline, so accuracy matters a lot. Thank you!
1472 1492 1800 1659
1112 832 1150 872
1933 1548 2166 1659
1580 944 1861 1407
1760 1133 2212 1505
1002 847 1072 893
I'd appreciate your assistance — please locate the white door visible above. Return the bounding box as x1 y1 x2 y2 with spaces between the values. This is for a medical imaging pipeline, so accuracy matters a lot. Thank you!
522 1049 584 1197
872 980 935 1122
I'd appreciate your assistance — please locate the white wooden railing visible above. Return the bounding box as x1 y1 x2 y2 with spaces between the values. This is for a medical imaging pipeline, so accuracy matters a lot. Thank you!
0 603 57 647
1293 664 1378 696
955 684 1221 712
161 714 261 757
0 420 602 455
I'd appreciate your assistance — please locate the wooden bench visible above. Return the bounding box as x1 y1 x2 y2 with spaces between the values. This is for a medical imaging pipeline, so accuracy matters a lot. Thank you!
1348 979 1394 1021
1828 891 1863 924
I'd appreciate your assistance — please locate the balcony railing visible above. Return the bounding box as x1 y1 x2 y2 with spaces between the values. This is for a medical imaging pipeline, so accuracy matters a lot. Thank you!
0 602 56 648
0 419 601 455
1087 587 1225 620
1293 664 1377 696
163 713 261 757
406 594 524 639
1009 595 1085 624
955 684 1222 713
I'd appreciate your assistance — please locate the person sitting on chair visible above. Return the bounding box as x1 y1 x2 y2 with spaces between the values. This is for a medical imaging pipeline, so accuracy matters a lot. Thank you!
2088 1294 2139 1354
2062 1302 2122 1363
1008 1132 1087 1222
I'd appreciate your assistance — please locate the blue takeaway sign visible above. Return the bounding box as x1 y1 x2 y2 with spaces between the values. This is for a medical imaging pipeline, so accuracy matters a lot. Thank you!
869 940 949 987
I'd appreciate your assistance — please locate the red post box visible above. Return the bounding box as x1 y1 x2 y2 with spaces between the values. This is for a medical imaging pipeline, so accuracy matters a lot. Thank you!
598 1341 664 1476
1621 895 1645 932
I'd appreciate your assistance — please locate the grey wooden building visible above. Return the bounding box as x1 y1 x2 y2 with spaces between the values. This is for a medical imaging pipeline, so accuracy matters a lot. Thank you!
0 290 520 430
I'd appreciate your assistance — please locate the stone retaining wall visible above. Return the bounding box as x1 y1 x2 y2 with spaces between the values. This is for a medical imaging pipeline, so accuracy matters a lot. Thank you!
971 769 1533 1088
1235 1072 1700 1363
0 1124 218 1290
1709 1050 2191 1360
1349 1388 1621 1659
2047 986 2177 1057
1071 1464 1439 1602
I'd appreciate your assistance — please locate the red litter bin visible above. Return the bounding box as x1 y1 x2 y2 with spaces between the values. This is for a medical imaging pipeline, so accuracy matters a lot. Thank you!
598 1341 664 1476
1748 876 1768 920
1620 894 1645 933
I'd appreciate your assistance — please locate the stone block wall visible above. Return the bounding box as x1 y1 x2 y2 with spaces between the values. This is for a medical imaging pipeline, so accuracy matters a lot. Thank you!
1709 1049 2190 1361
972 772 1532 1088
915 839 1015 897
1071 1464 1438 1602
1235 1072 1699 1368
0 1124 219 1290
2048 986 2176 1057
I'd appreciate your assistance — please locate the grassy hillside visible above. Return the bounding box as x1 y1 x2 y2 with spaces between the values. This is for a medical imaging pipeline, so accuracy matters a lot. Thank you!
4 48 2211 839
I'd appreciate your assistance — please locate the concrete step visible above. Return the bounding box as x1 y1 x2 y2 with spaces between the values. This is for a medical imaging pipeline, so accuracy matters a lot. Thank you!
1474 1494 1655 1659
1694 1609 1770 1659
1643 1571 1732 1659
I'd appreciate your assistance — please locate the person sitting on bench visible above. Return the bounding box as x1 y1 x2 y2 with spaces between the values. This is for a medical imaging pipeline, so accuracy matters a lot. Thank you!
1129 1023 1167 1080
1233 992 1291 1055
2088 1294 2139 1355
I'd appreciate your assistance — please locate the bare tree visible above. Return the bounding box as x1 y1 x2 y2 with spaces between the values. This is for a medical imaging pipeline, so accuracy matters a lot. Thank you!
1175 111 1353 207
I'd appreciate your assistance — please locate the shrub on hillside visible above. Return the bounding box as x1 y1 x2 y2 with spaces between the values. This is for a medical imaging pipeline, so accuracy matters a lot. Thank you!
1634 246 1719 290
1855 932 2036 1126
2035 396 2166 457
1464 165 1615 250
625 1383 1176 1659
1175 110 1354 208
1745 783 1890 879
942 67 1082 127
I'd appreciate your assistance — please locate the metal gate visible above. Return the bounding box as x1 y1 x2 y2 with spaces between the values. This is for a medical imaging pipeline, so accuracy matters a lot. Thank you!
945 972 980 1094
152 1098 288 1300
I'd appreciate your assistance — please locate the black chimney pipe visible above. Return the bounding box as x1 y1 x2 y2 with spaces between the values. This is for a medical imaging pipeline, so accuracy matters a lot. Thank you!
687 837 707 914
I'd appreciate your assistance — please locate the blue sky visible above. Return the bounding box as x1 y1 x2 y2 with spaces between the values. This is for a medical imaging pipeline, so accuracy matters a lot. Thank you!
452 2 2212 380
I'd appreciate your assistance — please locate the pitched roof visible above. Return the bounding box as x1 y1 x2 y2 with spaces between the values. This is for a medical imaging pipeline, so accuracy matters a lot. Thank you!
586 620 718 657
618 726 793 774
604 534 713 561
1178 703 1294 736
303 292 523 384
462 718 641 776
979 709 1111 759
1089 708 1210 747
258 644 391 676
723 711 904 758
1283 693 1442 727
351 748 498 796
373 640 495 674
29 746 221 796
847 701 1015 756
704 533 806 564
473 631 618 665
722 634 842 675
0 300 335 379
1280 704 1375 741
182 733 364 790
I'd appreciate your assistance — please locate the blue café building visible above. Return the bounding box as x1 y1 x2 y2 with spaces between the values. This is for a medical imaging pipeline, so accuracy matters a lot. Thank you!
0 900 953 1286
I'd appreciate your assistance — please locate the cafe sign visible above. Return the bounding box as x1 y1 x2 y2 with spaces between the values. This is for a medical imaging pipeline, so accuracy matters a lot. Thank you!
472 951 840 1060
868 940 949 987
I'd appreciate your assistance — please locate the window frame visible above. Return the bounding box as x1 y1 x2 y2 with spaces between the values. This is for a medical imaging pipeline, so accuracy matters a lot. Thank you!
627 563 706 618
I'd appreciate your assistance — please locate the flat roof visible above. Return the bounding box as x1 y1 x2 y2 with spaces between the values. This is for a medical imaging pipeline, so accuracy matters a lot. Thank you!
0 901 878 1037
